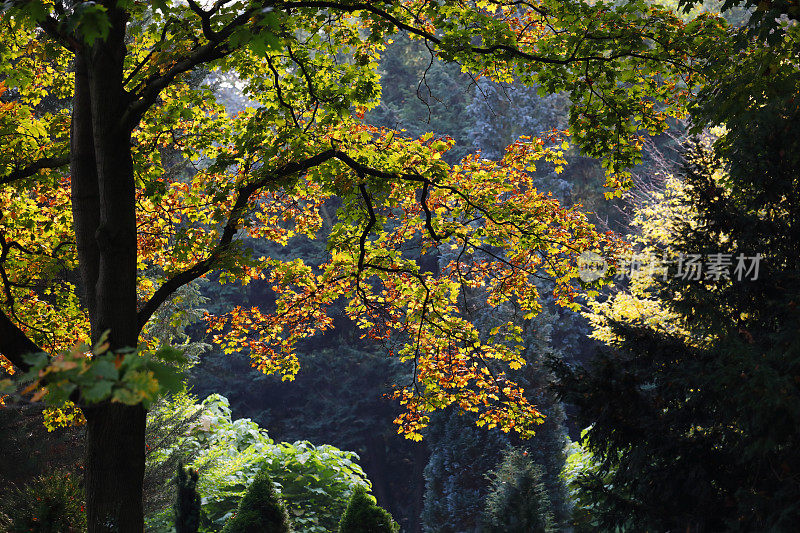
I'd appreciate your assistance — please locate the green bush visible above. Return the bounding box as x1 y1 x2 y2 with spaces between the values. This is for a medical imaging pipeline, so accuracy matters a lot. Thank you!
221 468 292 533
187 394 372 532
0 470 86 532
338 486 398 533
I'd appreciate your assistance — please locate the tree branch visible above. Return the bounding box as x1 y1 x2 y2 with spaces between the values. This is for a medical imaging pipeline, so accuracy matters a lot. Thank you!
38 14 81 52
121 5 264 131
274 1 679 67
0 155 70 186
0 306 42 372
136 148 341 331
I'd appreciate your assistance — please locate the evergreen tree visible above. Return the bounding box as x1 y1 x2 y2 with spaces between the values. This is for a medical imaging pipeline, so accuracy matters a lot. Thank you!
467 78 567 161
555 85 800 530
174 463 201 533
420 410 510 532
482 448 555 533
221 469 292 533
420 246 572 532
338 486 399 533
365 34 475 164
519 305 571 526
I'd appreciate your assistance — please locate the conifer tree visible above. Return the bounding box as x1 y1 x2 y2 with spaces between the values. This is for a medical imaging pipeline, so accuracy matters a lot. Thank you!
339 486 399 533
555 51 800 528
174 462 201 533
482 448 555 533
420 410 510 532
221 469 292 533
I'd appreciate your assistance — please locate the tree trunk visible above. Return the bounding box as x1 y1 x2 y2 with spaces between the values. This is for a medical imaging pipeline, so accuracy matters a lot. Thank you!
83 403 147 532
71 53 100 326
71 7 145 531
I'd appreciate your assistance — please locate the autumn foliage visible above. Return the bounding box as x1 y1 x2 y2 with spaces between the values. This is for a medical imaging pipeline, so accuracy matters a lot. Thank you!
0 0 723 440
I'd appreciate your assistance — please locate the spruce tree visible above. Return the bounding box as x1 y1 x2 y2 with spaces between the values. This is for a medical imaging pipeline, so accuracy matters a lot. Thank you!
555 74 800 529
482 448 555 533
420 410 510 532
221 469 292 533
338 486 399 533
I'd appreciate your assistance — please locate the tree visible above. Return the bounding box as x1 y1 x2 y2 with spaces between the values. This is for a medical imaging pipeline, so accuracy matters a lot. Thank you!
482 448 555 533
148 393 373 532
144 391 206 530
555 15 800 524
175 463 201 533
0 1 726 530
221 468 292 533
339 486 399 533
421 409 510 532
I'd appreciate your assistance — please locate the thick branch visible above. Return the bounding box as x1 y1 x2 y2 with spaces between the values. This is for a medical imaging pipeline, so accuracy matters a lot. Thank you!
71 54 101 331
0 307 42 372
38 14 81 52
0 155 70 186
186 0 221 41
121 6 260 130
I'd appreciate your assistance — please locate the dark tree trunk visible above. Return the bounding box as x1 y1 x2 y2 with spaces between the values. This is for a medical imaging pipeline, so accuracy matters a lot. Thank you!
71 53 100 325
86 8 137 350
70 7 145 532
83 403 147 532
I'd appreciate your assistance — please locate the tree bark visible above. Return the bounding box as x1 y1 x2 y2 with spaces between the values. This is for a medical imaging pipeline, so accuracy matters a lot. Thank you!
70 6 146 531
71 53 100 327
0 308 41 371
83 403 147 533
87 8 137 351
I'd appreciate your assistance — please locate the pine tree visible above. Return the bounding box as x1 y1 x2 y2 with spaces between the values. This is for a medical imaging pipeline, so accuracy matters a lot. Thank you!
338 486 399 533
482 448 555 533
221 469 292 533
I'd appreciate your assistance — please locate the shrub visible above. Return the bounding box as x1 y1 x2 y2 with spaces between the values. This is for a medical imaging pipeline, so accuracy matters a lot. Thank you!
338 486 399 533
221 468 292 533
144 388 205 528
188 394 371 532
0 470 86 532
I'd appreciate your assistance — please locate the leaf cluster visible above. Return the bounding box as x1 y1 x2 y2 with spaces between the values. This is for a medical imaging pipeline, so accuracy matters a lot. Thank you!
13 334 187 407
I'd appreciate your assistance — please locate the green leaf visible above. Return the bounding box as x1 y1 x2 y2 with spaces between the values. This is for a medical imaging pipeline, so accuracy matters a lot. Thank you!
146 360 184 394
18 0 49 22
74 4 112 46
0 378 14 394
91 359 119 381
154 345 188 366
22 351 49 367
83 380 114 403
249 31 281 56
112 388 141 405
